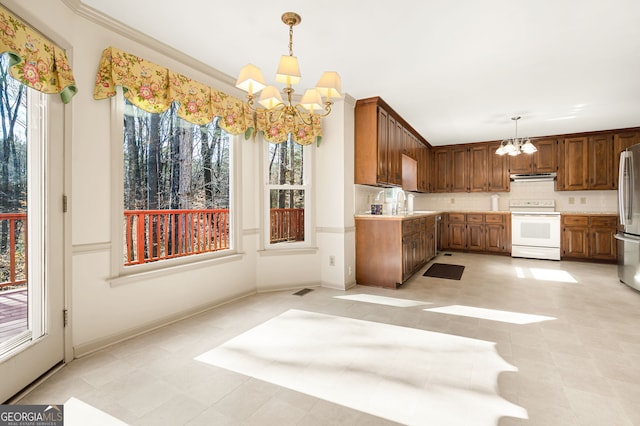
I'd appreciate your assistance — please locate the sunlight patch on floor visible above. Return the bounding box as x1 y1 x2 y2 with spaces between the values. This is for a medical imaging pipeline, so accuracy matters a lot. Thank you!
334 293 431 307
195 309 527 425
515 266 578 283
63 397 128 426
425 305 556 324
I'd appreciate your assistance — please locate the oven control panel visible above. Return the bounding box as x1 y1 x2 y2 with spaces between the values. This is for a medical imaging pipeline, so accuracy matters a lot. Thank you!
509 199 556 209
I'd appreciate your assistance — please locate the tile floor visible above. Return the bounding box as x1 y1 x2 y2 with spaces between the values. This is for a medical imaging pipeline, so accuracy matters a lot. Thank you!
15 253 640 425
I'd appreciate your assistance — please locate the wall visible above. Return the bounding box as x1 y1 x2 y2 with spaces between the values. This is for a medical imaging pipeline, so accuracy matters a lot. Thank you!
354 182 617 214
5 0 354 357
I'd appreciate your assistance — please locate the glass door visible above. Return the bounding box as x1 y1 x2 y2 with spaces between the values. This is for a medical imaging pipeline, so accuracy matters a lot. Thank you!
0 61 65 403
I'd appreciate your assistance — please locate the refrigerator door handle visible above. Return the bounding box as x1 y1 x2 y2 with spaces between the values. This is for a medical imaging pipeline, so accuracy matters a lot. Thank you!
614 233 640 244
619 151 632 226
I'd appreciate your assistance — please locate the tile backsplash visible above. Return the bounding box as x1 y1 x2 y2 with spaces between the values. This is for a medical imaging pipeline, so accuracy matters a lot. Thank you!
354 181 617 214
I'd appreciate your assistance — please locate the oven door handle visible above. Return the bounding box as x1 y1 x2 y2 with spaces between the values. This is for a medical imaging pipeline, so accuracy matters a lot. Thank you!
512 214 560 218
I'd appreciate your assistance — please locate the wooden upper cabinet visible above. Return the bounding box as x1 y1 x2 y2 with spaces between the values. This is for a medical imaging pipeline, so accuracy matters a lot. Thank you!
388 115 402 186
450 146 469 192
559 133 614 190
509 138 557 174
469 144 488 192
376 108 390 184
560 137 589 190
589 134 614 190
355 97 430 190
488 142 510 192
534 139 558 172
431 147 450 192
614 131 640 188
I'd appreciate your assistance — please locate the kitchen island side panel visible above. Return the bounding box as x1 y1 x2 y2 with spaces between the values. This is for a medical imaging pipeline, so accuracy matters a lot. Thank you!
355 219 403 288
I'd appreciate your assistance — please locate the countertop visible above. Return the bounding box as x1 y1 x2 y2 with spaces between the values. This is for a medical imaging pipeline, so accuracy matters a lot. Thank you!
355 210 618 219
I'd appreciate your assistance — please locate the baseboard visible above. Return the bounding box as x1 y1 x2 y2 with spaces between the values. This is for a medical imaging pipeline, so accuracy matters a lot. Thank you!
73 289 255 358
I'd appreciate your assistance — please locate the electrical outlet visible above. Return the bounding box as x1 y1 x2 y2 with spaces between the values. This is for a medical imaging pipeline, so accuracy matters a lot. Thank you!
348 266 352 276
450 198 455 204
580 197 587 204
329 256 335 266
568 197 575 204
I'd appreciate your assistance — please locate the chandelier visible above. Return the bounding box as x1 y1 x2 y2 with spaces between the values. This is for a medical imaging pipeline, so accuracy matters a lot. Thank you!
235 12 342 126
495 116 537 156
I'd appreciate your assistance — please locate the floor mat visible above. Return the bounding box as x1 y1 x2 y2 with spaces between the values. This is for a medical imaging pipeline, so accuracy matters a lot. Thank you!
423 263 465 280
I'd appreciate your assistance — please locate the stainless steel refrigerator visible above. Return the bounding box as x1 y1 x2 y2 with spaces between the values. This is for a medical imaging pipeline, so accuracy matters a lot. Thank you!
617 144 640 291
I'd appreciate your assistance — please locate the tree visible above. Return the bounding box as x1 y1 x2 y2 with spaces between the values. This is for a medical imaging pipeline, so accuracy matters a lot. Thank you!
0 57 26 252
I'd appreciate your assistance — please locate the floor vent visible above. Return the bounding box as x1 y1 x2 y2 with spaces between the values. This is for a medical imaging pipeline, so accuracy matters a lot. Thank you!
443 253 453 256
293 288 314 296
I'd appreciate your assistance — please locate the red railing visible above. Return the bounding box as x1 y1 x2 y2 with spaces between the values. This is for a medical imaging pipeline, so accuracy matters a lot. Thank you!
270 208 304 243
0 213 27 288
124 209 230 265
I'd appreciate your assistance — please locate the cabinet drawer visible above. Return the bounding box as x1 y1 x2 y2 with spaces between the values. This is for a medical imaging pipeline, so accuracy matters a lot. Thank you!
467 213 483 223
590 216 617 227
562 215 589 226
448 213 466 223
484 214 505 224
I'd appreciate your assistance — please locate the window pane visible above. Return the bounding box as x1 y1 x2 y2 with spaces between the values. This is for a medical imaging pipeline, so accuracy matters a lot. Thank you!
268 139 304 185
270 189 304 243
122 100 231 265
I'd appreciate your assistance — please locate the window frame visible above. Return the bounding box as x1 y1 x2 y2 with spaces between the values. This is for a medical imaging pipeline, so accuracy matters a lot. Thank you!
262 136 314 250
109 90 241 282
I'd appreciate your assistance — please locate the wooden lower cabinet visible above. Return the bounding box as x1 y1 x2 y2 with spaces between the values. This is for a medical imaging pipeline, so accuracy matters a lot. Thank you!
356 215 437 288
561 215 617 262
442 212 510 254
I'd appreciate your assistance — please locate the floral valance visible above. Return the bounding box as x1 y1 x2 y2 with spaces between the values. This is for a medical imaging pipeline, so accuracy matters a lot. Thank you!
0 5 77 103
93 46 322 145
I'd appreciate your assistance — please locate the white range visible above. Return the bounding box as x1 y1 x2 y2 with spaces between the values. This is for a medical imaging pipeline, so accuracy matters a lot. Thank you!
509 199 561 261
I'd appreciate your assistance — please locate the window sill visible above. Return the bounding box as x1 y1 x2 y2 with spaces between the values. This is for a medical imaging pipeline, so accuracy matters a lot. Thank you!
257 247 319 257
108 252 244 287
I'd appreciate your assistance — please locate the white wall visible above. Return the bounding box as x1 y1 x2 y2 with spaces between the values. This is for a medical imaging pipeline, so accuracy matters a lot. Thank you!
5 0 354 357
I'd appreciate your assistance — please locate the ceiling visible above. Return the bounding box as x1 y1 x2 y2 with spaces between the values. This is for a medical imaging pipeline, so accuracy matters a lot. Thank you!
80 0 640 146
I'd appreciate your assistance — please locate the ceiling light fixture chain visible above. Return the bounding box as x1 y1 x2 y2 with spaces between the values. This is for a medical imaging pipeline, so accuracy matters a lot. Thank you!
235 11 342 128
495 116 537 156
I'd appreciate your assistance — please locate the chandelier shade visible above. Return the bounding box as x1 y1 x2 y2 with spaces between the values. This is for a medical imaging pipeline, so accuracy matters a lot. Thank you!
235 11 342 132
495 116 537 156
235 64 266 95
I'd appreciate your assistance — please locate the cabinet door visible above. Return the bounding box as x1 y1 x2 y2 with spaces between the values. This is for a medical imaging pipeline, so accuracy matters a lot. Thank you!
488 142 510 192
533 139 557 172
591 227 616 260
402 235 413 281
432 148 450 192
388 115 402 186
467 223 484 251
509 150 533 173
614 131 640 189
469 144 488 192
485 223 505 253
589 134 614 190
562 226 590 258
376 108 389 184
561 137 589 190
450 146 469 192
449 223 467 250
418 143 430 192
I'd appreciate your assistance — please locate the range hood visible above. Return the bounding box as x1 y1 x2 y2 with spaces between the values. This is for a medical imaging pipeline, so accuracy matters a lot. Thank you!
510 172 557 182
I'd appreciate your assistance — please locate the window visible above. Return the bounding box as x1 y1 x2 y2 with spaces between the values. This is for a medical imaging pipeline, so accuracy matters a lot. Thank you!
264 137 311 248
122 98 233 266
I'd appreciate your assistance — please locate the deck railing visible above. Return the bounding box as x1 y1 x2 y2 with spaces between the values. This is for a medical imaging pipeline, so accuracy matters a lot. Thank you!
124 209 230 265
0 213 27 288
270 208 304 243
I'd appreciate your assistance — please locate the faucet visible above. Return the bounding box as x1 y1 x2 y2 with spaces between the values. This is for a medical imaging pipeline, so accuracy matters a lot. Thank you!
396 189 406 215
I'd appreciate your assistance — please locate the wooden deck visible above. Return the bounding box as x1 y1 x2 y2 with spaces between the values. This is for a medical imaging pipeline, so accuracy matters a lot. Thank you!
0 288 27 342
